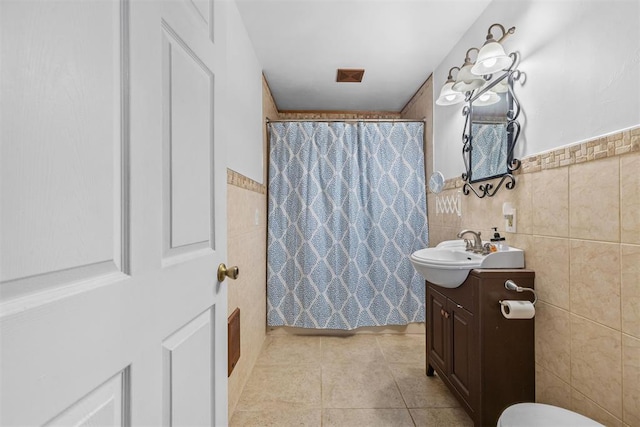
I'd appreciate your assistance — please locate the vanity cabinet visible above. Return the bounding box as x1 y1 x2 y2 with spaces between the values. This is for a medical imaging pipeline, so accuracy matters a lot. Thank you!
426 269 535 427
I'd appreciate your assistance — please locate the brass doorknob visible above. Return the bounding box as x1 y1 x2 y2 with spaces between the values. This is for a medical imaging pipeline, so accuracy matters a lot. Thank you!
217 263 239 282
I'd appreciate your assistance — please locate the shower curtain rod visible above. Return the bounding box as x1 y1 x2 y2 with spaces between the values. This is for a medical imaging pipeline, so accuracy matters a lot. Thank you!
266 118 426 123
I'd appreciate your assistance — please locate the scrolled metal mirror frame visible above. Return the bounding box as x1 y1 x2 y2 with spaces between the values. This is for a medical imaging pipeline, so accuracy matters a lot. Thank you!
461 52 522 198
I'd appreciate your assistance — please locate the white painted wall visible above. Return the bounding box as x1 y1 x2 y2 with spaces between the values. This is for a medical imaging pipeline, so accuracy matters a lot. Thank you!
226 1 264 184
433 0 640 179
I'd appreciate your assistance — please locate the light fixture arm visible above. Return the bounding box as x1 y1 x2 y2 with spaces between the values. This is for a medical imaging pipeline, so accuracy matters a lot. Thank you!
447 66 461 81
463 47 480 64
485 23 516 44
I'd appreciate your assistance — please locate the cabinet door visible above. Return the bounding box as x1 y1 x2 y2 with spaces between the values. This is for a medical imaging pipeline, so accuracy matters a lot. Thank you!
449 303 474 408
427 286 448 373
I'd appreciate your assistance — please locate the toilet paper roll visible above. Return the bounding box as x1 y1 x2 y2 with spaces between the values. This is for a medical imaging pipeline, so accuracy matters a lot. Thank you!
500 300 535 319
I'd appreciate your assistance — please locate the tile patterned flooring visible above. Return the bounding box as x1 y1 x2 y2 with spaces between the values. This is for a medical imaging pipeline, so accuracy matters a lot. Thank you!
230 334 473 426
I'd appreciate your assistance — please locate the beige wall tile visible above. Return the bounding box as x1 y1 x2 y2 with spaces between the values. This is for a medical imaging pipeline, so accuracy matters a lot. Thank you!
535 364 572 409
227 185 266 237
532 167 569 237
227 184 268 417
570 240 621 329
621 244 640 338
263 76 279 184
427 193 441 230
227 184 243 238
621 153 640 245
510 173 533 235
570 315 622 418
622 334 640 426
461 188 485 231
526 236 570 309
462 179 506 233
401 73 432 169
535 302 571 382
569 157 620 242
426 222 462 248
506 233 531 256
571 389 623 427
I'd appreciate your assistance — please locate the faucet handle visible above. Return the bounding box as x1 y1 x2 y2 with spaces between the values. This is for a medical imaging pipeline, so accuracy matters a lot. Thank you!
464 239 473 250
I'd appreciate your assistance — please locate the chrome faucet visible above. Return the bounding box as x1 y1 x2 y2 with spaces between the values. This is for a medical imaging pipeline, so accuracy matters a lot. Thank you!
457 229 483 253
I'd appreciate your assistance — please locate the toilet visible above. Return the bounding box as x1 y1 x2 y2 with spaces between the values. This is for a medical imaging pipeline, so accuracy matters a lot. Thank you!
497 403 604 426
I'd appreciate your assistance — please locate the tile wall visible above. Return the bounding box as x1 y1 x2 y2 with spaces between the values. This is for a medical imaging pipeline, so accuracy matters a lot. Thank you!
412 80 639 425
436 146 639 426
226 76 278 417
226 171 267 418
400 75 434 183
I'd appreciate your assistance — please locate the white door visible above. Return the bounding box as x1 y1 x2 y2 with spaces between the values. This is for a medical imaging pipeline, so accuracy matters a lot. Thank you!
0 0 229 425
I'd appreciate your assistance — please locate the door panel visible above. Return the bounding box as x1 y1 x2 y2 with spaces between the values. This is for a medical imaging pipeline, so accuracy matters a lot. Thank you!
162 22 214 252
163 308 214 427
44 370 130 427
450 305 473 403
427 288 447 373
187 0 212 37
1 0 228 425
0 0 125 299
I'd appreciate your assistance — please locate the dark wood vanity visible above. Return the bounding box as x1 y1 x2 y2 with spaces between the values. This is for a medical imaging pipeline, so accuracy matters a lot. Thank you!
426 269 536 427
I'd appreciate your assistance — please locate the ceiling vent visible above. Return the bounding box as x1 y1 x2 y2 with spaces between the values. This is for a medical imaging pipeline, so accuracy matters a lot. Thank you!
336 69 364 83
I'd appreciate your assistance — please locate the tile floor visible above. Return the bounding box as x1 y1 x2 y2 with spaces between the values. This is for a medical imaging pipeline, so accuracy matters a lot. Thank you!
230 334 473 426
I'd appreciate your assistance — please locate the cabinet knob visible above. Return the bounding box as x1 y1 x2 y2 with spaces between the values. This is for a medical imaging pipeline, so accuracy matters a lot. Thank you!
444 311 450 319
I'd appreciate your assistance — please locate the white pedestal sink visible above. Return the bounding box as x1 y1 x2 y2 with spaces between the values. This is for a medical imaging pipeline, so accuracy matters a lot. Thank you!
410 240 524 288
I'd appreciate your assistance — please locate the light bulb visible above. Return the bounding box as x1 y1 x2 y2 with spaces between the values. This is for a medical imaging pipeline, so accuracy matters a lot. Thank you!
482 57 497 69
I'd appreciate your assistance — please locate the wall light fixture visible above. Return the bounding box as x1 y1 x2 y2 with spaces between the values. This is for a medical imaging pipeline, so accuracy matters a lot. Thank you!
452 48 485 93
436 67 465 106
437 23 516 107
473 90 500 106
471 24 516 76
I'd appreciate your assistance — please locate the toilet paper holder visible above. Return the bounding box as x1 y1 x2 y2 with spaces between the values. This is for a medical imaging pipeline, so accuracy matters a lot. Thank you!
502 279 537 305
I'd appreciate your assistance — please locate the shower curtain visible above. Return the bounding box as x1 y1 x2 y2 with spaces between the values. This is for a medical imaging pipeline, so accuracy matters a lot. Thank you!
267 121 428 330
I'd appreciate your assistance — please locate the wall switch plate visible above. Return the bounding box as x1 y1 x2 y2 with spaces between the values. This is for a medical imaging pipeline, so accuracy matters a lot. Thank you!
502 202 516 233
505 209 517 233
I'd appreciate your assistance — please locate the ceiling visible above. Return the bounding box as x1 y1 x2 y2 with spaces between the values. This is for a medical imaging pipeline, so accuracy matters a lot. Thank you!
235 0 492 112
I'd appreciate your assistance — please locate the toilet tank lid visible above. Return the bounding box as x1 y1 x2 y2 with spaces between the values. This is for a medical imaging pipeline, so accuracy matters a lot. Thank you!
498 403 604 427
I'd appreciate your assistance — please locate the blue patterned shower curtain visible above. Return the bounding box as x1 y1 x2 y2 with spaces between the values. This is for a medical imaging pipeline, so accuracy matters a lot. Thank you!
267 121 428 330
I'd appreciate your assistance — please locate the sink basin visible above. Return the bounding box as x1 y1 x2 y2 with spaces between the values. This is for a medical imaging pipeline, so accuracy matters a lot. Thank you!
410 240 524 288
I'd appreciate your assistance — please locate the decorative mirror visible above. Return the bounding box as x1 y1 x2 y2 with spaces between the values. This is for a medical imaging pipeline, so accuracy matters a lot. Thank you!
429 171 445 193
461 53 522 198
